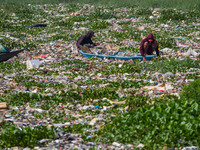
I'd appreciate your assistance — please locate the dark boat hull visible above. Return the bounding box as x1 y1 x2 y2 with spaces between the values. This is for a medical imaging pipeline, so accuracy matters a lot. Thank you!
0 49 25 62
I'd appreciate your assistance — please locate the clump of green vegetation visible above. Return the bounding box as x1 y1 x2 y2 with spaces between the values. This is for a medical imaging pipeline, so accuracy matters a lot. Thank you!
62 123 94 134
93 79 200 149
106 79 151 89
1 0 200 9
139 58 200 73
158 9 187 22
98 62 141 75
13 75 33 83
181 78 200 101
23 81 65 89
0 61 26 73
0 122 56 148
91 9 117 19
89 20 112 30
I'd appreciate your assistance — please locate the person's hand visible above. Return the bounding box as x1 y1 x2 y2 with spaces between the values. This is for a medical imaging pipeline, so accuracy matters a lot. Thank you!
143 56 146 61
95 43 100 46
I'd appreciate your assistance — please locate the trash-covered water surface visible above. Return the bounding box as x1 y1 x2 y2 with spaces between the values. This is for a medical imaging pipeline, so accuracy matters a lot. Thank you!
0 3 200 150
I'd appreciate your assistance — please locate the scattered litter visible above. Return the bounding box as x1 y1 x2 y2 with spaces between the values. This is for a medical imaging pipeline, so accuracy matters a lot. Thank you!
0 3 199 150
183 48 199 57
0 102 7 109
182 146 199 150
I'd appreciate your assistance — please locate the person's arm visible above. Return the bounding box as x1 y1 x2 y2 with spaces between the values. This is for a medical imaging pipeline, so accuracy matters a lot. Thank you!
76 36 84 49
154 41 159 56
89 38 101 47
94 43 100 46
155 46 159 56
142 56 146 61
88 38 94 45
140 42 145 56
140 40 147 61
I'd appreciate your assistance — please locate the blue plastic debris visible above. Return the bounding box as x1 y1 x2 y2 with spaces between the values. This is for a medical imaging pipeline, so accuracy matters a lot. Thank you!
87 135 93 139
95 105 100 109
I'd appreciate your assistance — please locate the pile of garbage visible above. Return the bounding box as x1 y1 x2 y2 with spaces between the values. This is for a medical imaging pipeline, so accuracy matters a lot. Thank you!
0 3 200 150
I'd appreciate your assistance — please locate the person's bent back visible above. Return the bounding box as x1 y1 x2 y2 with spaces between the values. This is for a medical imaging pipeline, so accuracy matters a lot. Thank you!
76 30 96 50
140 33 159 61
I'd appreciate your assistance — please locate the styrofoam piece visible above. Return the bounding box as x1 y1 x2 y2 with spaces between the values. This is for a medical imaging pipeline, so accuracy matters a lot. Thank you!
26 59 41 69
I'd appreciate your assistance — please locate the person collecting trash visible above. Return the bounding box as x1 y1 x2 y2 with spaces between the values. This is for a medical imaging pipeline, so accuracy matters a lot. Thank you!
140 33 159 61
76 30 99 53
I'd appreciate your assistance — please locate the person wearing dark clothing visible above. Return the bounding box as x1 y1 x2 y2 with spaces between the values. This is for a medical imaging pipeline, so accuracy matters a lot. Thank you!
140 33 159 61
76 30 99 50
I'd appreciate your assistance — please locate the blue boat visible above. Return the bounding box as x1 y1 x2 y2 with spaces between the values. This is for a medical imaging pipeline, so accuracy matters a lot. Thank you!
79 50 157 61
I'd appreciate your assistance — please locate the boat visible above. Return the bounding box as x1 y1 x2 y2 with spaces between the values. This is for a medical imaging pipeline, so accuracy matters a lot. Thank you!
79 50 157 61
0 49 25 62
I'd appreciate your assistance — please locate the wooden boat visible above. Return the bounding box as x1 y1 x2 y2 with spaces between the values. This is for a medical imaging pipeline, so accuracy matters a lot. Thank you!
0 49 25 62
79 50 157 61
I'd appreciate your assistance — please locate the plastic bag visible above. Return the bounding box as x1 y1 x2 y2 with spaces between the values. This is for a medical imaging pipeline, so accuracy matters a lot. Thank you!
183 48 199 57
